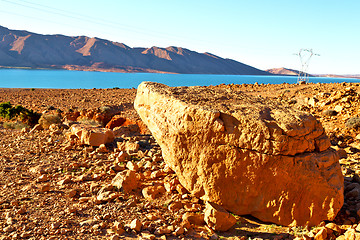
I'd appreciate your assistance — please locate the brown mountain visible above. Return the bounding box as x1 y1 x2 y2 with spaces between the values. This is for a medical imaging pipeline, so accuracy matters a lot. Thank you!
266 67 304 76
0 25 270 75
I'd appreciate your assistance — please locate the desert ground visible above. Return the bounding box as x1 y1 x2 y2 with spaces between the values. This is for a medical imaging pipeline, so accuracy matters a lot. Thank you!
0 82 360 240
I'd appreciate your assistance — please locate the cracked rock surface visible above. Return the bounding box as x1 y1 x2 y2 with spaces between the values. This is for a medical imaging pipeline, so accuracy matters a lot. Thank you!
135 82 344 226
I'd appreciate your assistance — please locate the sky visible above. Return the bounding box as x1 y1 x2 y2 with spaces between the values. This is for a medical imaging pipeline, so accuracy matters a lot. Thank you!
0 0 359 75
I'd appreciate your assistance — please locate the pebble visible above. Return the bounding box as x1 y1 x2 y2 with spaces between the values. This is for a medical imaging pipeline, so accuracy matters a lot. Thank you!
37 174 48 182
140 232 156 240
3 226 14 233
154 226 172 235
174 226 185 236
68 189 78 198
16 206 27 215
168 201 183 212
126 161 139 171
314 228 327 240
51 222 61 229
80 219 98 227
40 183 51 192
142 185 166 200
108 235 121 240
129 218 142 232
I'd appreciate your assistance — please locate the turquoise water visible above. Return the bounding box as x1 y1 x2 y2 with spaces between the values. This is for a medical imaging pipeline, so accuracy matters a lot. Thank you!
0 69 358 89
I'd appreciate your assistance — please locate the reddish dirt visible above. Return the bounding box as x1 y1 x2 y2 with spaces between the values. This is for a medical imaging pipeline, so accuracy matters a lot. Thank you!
0 82 360 239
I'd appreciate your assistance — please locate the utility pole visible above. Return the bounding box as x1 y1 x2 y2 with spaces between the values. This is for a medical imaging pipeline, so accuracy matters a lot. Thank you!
294 49 320 84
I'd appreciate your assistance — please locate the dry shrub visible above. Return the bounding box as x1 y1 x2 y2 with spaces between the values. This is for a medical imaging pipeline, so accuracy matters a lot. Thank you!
39 114 61 129
3 121 29 130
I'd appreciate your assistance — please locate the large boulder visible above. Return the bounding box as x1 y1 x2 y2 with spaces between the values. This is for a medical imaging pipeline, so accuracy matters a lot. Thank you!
134 82 344 226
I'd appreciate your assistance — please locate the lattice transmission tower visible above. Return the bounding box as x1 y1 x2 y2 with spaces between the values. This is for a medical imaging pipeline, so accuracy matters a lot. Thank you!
294 49 320 83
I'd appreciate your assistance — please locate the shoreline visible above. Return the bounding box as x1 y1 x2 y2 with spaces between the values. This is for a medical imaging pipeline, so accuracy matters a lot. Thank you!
1 65 359 79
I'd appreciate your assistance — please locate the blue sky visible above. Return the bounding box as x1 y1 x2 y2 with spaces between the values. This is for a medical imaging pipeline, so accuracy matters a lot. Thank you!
0 0 359 74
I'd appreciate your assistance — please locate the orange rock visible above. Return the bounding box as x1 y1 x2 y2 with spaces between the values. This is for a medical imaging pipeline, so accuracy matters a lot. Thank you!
204 202 237 232
63 111 80 121
182 212 205 226
117 141 139 153
314 228 327 240
105 115 135 129
111 170 138 193
70 124 114 147
129 219 142 232
142 185 165 200
134 82 344 226
344 229 360 240
168 201 183 212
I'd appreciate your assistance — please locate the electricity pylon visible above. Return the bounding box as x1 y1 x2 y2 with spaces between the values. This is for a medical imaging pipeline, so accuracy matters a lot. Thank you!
294 49 320 83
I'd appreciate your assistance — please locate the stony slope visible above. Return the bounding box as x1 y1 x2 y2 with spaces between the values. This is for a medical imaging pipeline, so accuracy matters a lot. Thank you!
0 25 270 75
1 83 360 239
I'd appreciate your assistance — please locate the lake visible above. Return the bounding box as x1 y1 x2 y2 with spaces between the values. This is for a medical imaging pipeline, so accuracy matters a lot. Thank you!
0 69 359 89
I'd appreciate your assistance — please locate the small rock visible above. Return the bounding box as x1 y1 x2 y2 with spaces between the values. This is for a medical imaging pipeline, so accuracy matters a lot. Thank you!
16 206 26 215
325 222 342 234
204 201 237 231
111 170 138 193
97 144 108 153
111 164 125 172
39 183 51 193
67 206 78 213
154 226 171 235
70 124 115 146
168 201 183 212
68 189 78 198
314 228 327 240
344 229 360 240
126 161 139 171
182 212 205 226
334 105 343 113
140 232 156 240
109 235 121 240
80 219 98 227
164 179 178 192
129 218 142 232
145 213 159 221
20 232 31 238
96 191 112 202
142 185 165 200
176 184 188 195
37 174 48 182
3 226 14 233
115 151 129 163
150 170 162 179
322 109 338 116
174 226 185 236
76 173 93 182
58 176 73 185
117 141 140 153
337 148 348 159
51 222 61 229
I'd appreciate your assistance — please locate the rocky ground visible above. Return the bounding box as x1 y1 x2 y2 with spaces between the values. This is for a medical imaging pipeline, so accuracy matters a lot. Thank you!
1 82 360 239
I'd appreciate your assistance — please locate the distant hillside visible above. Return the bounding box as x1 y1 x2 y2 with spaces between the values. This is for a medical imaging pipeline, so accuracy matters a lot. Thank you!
267 67 360 79
0 25 270 75
265 67 314 76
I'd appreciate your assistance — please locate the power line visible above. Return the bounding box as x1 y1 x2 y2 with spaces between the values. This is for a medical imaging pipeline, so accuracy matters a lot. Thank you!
0 0 207 46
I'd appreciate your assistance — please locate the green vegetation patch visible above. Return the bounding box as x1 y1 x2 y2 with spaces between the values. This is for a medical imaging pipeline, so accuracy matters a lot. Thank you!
0 102 40 126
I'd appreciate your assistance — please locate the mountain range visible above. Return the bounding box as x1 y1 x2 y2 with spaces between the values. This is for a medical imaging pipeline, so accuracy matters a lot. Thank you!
0 25 270 75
